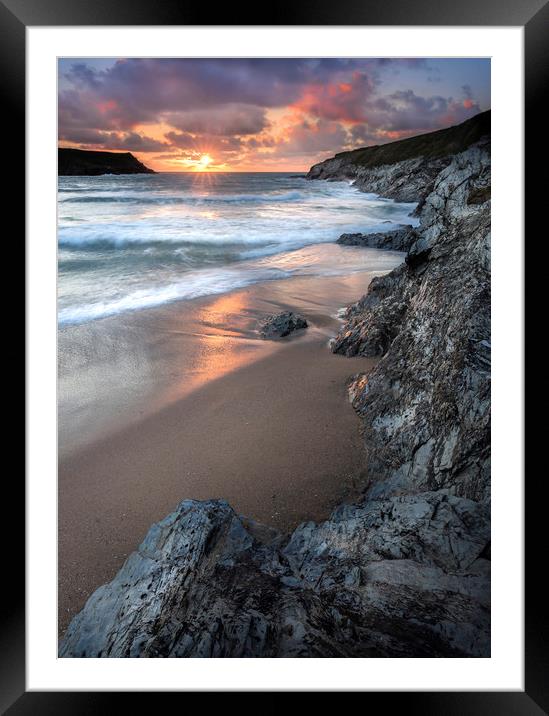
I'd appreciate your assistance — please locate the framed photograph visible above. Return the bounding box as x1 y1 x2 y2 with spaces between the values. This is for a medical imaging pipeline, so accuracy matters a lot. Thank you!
9 0 546 708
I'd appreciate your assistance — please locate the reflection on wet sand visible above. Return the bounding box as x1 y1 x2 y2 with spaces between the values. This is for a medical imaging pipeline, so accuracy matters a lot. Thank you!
159 290 279 406
58 265 399 457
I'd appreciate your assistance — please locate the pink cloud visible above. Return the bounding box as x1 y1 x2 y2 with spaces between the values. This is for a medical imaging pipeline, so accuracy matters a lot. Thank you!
291 72 375 123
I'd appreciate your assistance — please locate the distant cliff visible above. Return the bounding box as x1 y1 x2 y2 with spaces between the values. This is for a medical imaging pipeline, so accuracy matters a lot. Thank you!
58 148 155 176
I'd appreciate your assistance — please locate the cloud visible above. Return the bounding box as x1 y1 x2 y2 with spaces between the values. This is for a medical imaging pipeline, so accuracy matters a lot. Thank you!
168 104 268 137
166 131 243 151
362 89 481 132
59 128 169 152
59 59 314 123
64 62 103 90
58 59 439 131
292 72 375 123
279 119 349 157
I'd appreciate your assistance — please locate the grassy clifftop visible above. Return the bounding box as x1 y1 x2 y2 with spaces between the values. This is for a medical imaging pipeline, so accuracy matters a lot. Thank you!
328 110 490 170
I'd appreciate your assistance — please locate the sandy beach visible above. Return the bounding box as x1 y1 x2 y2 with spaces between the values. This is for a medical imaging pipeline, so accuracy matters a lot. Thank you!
58 261 401 635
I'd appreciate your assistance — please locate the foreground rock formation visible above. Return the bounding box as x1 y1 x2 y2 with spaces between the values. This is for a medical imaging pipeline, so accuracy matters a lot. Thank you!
58 148 155 176
60 113 491 658
60 492 489 658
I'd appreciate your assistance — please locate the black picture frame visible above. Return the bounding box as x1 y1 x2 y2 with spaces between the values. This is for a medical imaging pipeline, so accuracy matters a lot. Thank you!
8 0 547 710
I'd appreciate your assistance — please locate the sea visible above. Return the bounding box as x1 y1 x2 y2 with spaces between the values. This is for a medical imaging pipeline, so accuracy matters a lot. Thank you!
57 172 418 325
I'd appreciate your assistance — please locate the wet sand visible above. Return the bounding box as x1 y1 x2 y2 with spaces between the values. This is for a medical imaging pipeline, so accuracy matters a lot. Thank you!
58 266 399 635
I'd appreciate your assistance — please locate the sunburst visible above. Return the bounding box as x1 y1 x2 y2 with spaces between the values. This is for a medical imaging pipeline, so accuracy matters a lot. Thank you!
198 154 213 169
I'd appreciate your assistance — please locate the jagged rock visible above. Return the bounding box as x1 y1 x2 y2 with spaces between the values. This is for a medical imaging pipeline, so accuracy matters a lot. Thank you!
331 264 416 357
405 236 432 267
310 154 448 204
467 186 491 205
60 495 490 658
332 139 491 504
338 225 418 252
259 311 308 339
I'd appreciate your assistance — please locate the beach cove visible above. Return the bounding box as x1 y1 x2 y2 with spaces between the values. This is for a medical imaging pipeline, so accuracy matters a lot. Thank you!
58 250 403 634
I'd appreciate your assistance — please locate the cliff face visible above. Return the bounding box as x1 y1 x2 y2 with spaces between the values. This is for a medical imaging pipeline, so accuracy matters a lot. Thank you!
58 148 155 176
307 110 490 206
60 115 491 659
332 139 491 504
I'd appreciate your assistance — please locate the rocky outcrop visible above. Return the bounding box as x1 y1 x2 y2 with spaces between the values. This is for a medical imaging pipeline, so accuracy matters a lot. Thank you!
338 225 418 252
312 154 448 204
59 114 491 659
60 494 489 658
58 148 155 176
259 311 308 339
331 139 491 506
330 263 415 358
307 110 489 206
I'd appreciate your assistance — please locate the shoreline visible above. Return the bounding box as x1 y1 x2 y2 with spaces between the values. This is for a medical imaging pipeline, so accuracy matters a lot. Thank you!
58 267 396 635
58 252 402 458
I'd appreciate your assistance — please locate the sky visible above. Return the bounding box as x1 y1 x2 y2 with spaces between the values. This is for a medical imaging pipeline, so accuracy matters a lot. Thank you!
58 58 490 172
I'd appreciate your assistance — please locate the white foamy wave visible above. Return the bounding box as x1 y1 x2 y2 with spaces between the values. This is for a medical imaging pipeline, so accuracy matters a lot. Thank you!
58 244 404 325
58 220 413 250
58 266 291 324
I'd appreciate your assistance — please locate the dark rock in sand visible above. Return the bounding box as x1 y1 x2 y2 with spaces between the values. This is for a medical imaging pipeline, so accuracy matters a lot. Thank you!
259 311 308 339
338 225 418 252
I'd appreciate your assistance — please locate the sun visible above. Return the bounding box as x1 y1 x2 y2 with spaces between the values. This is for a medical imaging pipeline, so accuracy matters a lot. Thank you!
170 152 228 172
198 154 213 169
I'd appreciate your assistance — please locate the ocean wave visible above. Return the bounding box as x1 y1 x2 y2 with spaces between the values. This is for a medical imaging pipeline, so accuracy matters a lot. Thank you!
58 231 303 249
58 219 413 250
58 267 291 325
58 244 405 326
59 190 306 205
